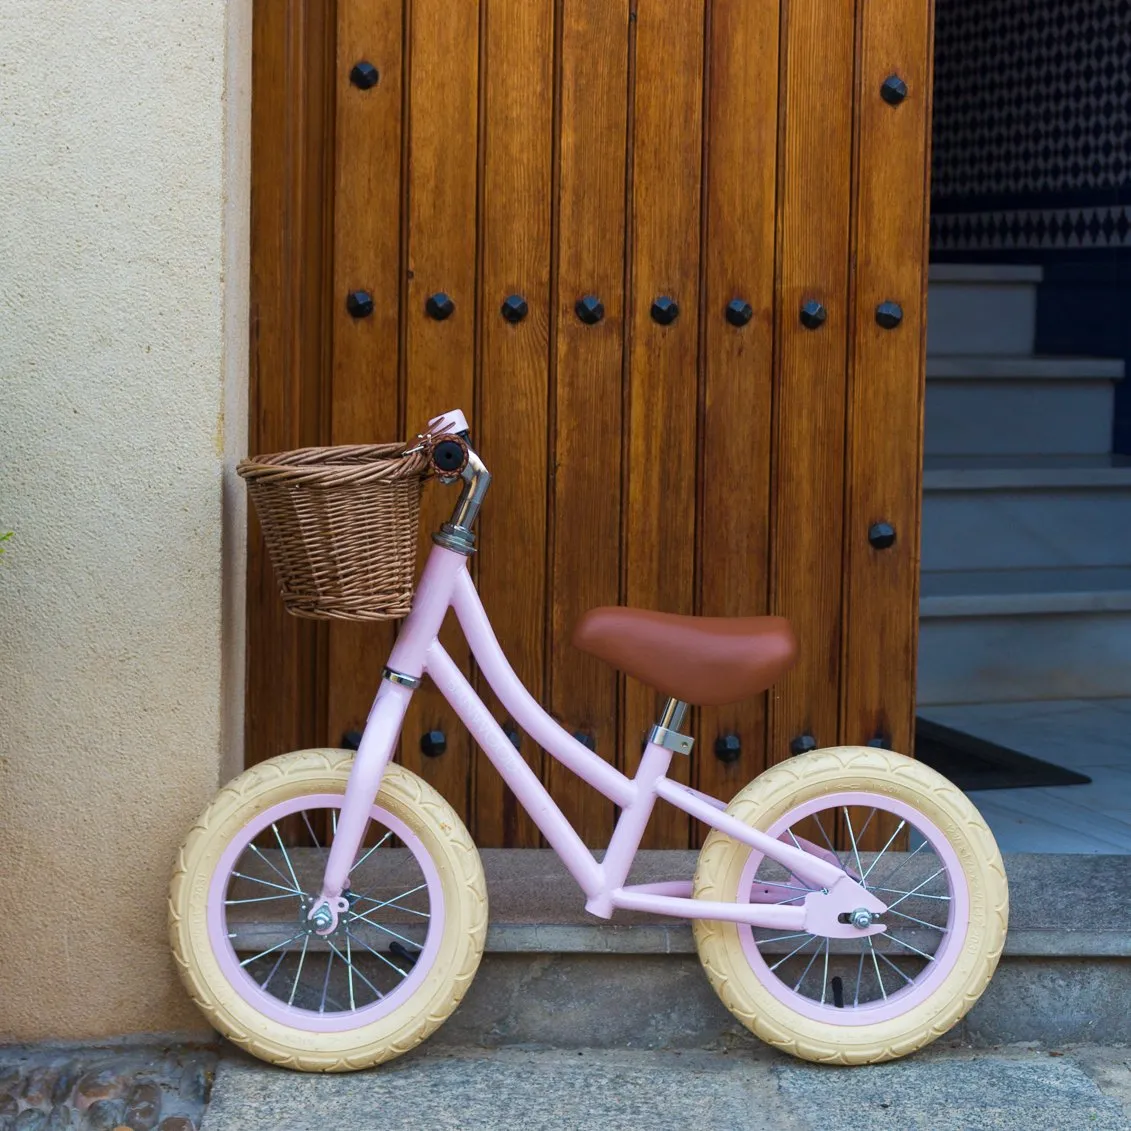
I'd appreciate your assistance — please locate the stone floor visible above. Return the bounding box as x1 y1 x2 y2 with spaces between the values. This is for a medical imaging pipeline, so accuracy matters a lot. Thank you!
0 1044 215 1131
3 1038 1129 1130
920 697 1131 853
200 1042 1131 1131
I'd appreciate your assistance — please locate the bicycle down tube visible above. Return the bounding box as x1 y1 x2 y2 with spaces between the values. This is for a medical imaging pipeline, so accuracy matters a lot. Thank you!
312 542 885 939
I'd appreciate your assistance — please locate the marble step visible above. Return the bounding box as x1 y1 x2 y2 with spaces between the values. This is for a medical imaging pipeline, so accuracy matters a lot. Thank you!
918 569 1131 704
921 458 1131 572
927 263 1042 356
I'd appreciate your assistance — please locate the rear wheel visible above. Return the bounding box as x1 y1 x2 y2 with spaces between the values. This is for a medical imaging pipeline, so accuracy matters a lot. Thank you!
169 749 487 1071
693 746 1007 1064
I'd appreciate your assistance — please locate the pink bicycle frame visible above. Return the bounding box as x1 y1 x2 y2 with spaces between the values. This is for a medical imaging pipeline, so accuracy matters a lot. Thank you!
312 545 886 938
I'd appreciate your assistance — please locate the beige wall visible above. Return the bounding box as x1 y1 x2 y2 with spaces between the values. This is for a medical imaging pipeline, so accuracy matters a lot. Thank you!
0 0 251 1037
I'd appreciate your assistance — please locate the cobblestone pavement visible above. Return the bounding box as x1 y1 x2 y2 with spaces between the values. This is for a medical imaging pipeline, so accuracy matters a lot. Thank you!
0 1044 216 1131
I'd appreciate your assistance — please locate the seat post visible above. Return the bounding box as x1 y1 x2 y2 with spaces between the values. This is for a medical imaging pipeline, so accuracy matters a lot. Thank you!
650 698 693 756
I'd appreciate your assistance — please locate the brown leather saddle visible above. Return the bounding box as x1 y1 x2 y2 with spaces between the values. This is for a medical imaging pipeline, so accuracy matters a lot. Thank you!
572 607 798 707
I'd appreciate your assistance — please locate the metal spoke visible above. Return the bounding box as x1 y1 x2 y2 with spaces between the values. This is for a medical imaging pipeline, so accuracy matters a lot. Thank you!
854 948 866 1007
301 811 327 862
287 933 310 1006
754 931 812 945
820 938 830 1004
886 908 946 932
867 937 887 1000
259 950 288 993
813 814 839 858
250 842 298 889
351 884 430 927
876 838 928 886
239 929 307 969
793 939 824 993
349 830 393 877
349 893 431 919
753 878 814 894
225 892 303 906
332 809 339 837
882 933 936 962
856 807 878 842
348 915 421 949
875 949 915 986
232 871 302 897
769 935 817 973
318 949 334 1013
861 820 907 882
344 925 411 978
346 931 356 1011
329 936 385 1001
870 885 950 902
884 867 947 911
271 823 303 895
843 808 866 885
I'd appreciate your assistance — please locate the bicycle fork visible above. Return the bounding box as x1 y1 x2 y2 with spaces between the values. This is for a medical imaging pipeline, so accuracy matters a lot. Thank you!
308 678 413 934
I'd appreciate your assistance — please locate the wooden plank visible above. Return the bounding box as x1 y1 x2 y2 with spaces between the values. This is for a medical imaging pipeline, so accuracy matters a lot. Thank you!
841 0 934 850
766 0 857 769
694 0 780 822
400 0 481 826
474 0 555 847
325 0 407 752
623 0 705 849
245 0 335 768
547 0 632 847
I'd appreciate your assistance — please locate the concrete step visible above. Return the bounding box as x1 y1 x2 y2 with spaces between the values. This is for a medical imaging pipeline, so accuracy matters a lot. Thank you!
925 355 1124 458
918 568 1131 704
927 263 1042 356
921 458 1131 572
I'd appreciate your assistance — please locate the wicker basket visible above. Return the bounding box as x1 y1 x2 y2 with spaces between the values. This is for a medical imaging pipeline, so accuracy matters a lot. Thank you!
239 442 430 621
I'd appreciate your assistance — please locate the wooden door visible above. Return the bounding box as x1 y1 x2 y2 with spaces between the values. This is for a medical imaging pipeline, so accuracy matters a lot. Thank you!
246 0 934 849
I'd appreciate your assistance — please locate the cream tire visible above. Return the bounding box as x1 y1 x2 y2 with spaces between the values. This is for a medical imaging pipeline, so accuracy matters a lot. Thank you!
693 746 1008 1064
169 749 487 1071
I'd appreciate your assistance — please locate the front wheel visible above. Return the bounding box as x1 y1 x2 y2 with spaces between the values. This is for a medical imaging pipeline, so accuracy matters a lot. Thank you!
693 746 1008 1065
169 750 487 1071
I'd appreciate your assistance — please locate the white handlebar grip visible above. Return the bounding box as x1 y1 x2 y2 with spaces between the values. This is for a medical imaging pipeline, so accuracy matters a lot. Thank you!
426 408 470 436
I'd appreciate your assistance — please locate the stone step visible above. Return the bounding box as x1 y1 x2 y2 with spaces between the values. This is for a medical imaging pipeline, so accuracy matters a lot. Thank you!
927 263 1042 356
925 355 1123 458
228 848 1127 958
223 848 1131 1050
921 458 1131 572
917 569 1131 703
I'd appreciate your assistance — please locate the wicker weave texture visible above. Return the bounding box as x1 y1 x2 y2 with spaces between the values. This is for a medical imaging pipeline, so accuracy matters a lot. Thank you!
238 443 428 621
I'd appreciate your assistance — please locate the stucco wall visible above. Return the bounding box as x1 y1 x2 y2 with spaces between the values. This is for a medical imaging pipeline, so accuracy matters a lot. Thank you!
0 0 250 1037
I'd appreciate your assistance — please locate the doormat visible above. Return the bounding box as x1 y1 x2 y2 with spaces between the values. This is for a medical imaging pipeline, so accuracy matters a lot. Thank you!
914 717 1092 791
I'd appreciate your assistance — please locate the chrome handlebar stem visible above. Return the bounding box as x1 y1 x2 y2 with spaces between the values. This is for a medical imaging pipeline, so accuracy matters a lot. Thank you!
433 440 491 555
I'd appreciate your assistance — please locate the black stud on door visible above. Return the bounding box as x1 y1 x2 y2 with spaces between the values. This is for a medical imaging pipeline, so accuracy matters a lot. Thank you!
346 290 374 319
650 296 679 325
799 300 827 330
725 299 753 327
575 295 604 325
426 292 455 321
349 61 380 90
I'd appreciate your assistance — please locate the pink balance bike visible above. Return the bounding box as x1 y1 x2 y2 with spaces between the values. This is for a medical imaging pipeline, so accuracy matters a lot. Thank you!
170 410 1008 1071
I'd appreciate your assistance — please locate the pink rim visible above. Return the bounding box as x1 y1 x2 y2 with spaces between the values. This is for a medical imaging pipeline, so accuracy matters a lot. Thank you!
736 791 969 1025
207 793 445 1033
